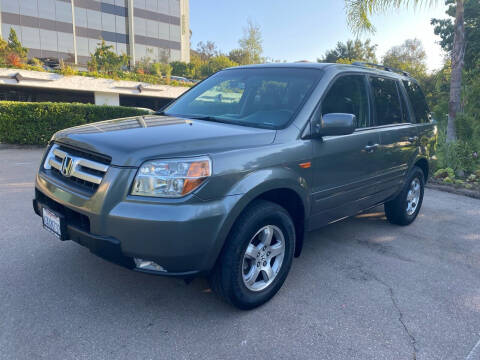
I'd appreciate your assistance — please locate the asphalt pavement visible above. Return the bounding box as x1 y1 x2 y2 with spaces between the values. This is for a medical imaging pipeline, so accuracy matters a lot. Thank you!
1 147 480 360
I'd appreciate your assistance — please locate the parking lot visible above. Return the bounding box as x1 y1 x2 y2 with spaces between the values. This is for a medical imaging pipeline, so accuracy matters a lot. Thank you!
1 147 480 360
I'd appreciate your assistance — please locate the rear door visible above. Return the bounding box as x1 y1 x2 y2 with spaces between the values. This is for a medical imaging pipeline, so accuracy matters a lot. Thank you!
309 74 384 229
402 79 437 160
369 76 419 198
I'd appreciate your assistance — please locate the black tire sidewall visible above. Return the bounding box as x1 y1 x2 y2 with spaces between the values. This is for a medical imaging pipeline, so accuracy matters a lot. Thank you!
221 201 295 309
394 167 425 224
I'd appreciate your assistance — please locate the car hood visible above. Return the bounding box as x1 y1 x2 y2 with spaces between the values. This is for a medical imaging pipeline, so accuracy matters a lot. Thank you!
52 115 276 167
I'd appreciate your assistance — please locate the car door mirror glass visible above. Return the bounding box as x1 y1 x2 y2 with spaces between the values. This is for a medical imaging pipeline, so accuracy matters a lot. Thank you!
312 113 356 137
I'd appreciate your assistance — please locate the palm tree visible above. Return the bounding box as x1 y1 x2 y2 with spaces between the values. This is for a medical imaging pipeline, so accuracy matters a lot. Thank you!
345 0 465 142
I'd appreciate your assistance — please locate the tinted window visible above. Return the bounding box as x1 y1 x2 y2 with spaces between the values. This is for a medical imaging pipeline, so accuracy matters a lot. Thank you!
322 75 370 128
403 80 430 123
398 86 411 123
370 77 402 125
165 68 322 129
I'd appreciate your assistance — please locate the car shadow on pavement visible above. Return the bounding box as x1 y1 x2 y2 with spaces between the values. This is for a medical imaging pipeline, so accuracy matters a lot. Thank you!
29 207 393 315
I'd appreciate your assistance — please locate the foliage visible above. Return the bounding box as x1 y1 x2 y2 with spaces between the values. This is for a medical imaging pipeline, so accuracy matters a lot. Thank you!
238 19 264 64
7 29 28 60
228 48 251 65
6 52 22 67
26 58 45 72
455 113 480 150
196 41 219 61
0 36 7 65
344 0 438 34
318 39 377 63
87 39 129 74
432 0 480 70
0 28 29 67
59 59 76 76
170 61 189 77
382 38 427 79
154 62 172 82
201 56 238 77
436 140 478 173
434 167 455 179
0 102 148 145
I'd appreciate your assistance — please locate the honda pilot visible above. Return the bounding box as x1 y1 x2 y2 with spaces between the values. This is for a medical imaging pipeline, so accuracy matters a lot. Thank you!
33 63 437 309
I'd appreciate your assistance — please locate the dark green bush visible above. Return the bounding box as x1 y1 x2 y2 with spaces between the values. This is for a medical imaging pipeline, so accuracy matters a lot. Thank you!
437 140 479 173
0 101 148 145
455 113 480 150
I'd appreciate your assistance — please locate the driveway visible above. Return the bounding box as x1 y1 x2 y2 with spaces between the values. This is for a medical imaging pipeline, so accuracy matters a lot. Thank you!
1 147 480 360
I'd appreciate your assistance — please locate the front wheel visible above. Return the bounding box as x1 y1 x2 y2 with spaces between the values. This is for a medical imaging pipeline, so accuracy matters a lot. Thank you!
208 200 295 310
385 166 425 226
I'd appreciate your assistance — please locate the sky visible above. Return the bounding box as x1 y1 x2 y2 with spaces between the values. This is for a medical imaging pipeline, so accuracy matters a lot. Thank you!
189 0 450 72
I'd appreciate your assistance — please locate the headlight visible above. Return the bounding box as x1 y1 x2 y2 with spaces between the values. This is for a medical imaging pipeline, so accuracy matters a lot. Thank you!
131 157 211 198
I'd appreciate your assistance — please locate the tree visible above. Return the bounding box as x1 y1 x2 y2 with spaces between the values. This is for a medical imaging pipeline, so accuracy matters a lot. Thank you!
344 0 465 142
432 0 479 70
228 48 250 65
170 61 189 77
318 39 377 63
0 36 8 66
201 56 238 77
382 38 427 79
432 0 479 141
7 28 28 61
238 19 263 64
196 41 219 61
88 39 129 74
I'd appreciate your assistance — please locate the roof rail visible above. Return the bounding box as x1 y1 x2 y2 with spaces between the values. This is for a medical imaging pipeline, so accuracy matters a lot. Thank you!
351 62 411 77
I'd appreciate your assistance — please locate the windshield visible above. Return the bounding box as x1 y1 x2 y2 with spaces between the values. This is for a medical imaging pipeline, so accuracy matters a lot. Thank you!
163 68 322 129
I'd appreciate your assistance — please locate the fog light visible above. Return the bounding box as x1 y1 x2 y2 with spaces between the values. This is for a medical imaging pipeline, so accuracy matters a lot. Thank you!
134 258 167 272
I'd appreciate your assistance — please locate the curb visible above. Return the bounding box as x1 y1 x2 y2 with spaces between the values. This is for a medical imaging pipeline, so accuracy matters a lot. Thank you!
426 182 480 200
0 144 45 150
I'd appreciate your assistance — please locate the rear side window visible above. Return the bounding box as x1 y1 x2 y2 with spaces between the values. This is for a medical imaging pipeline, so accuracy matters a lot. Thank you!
321 75 370 128
403 80 430 123
369 76 403 126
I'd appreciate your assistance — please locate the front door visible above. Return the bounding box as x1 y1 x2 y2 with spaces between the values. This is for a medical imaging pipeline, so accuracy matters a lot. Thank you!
309 74 384 230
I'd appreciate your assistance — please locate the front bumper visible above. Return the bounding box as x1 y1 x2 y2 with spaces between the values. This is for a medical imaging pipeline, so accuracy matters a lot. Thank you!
34 169 241 277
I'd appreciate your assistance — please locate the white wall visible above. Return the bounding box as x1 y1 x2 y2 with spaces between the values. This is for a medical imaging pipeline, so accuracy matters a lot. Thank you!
94 92 120 106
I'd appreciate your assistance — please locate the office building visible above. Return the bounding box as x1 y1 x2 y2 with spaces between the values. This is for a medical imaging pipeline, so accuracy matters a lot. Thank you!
0 0 190 65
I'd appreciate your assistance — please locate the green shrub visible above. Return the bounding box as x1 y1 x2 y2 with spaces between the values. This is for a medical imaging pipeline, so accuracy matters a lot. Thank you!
437 140 478 173
434 168 455 179
455 113 480 149
0 101 148 145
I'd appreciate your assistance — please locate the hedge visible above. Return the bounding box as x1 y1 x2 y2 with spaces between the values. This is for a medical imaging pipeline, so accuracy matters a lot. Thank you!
0 101 149 145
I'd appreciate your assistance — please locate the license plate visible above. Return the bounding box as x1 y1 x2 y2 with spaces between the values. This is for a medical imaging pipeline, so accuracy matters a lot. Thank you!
42 207 63 238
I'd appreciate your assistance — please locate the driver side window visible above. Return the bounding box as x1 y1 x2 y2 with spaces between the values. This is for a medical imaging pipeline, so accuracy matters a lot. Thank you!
321 75 370 128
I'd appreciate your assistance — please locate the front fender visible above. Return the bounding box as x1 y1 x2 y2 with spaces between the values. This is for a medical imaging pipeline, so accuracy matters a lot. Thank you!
202 167 311 272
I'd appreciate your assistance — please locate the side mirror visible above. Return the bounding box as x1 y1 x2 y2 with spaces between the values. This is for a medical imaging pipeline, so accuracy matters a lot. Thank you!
312 113 356 137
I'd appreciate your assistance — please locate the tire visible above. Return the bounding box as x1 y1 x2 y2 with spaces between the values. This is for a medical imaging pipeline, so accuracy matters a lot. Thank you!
385 166 425 226
209 200 295 310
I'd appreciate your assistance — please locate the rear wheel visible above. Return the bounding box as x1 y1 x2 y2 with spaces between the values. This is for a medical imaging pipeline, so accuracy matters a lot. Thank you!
385 166 425 226
209 200 295 310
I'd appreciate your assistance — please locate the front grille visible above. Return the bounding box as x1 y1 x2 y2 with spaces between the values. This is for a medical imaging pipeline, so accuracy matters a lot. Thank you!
43 143 110 194
57 144 111 165
36 190 90 233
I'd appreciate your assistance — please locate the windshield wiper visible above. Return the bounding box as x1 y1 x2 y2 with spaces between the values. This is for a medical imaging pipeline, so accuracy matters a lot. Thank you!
163 113 274 129
173 114 234 125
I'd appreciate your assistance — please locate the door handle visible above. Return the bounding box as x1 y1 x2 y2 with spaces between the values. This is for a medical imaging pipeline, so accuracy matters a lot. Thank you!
364 143 379 153
408 136 419 143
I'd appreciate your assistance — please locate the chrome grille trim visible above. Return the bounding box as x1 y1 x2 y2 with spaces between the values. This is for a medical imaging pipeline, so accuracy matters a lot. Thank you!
44 144 109 186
